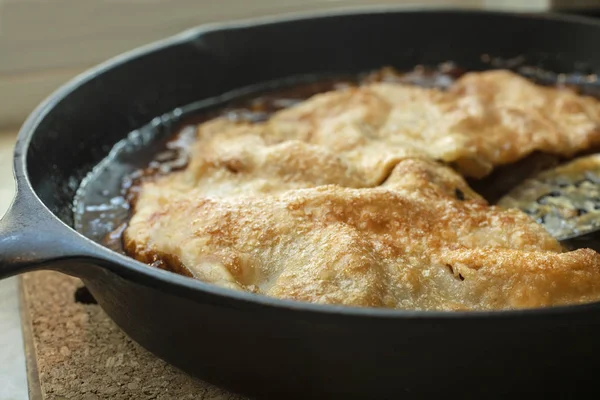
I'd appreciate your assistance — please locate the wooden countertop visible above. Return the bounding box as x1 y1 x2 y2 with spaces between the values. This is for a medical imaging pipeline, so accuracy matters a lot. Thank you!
20 271 245 399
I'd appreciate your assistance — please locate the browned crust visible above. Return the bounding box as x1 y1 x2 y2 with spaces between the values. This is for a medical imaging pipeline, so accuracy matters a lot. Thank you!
123 237 194 278
116 68 600 310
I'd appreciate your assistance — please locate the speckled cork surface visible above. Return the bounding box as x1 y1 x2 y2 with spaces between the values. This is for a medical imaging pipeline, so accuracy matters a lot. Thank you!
20 271 246 400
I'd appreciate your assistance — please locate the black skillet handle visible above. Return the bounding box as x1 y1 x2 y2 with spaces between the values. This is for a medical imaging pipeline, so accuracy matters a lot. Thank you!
0 188 88 279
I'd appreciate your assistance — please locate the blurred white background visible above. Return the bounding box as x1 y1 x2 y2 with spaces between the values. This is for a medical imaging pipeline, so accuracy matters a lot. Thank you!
0 0 553 128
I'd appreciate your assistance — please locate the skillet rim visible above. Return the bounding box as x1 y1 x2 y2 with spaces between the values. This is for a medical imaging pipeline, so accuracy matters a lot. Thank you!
15 6 600 320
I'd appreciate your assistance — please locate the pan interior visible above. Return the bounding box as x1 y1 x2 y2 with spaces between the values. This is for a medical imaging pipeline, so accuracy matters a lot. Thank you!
25 10 600 230
71 62 600 270
19 11 600 313
71 72 364 253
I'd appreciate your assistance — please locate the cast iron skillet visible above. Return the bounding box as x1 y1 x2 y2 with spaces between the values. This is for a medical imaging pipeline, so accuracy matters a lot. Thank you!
3 8 600 398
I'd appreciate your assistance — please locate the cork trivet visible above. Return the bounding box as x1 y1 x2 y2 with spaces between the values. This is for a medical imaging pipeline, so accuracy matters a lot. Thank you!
20 271 246 400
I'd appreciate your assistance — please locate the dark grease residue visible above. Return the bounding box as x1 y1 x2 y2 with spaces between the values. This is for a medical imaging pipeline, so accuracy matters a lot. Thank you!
72 61 600 256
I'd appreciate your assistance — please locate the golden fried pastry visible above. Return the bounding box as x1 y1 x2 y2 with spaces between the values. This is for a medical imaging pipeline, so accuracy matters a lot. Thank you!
156 118 371 198
170 69 600 187
261 70 600 180
125 158 600 311
123 69 600 311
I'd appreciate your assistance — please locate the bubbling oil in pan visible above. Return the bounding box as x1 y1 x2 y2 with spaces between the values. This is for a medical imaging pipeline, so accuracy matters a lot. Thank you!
72 63 600 262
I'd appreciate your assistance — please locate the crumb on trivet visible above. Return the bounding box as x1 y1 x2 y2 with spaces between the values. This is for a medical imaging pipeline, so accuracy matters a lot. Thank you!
20 271 246 400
